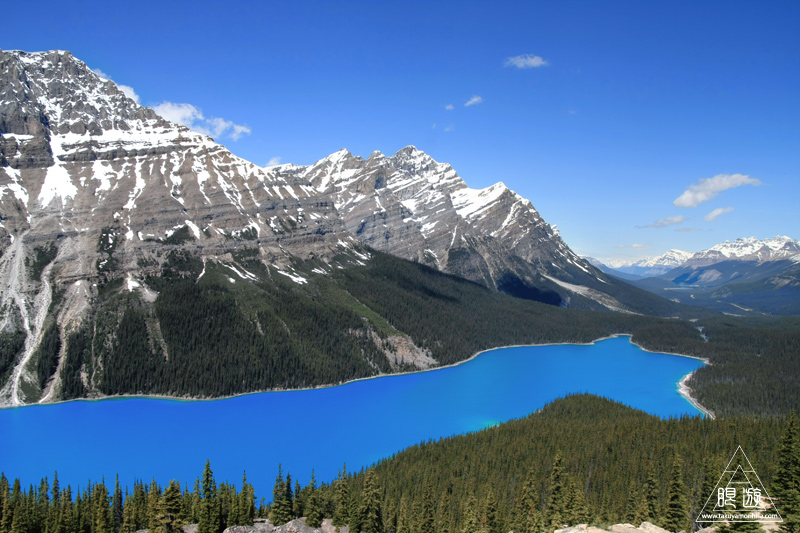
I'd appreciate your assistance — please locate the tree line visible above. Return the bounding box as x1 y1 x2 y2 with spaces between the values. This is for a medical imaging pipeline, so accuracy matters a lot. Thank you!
0 462 255 533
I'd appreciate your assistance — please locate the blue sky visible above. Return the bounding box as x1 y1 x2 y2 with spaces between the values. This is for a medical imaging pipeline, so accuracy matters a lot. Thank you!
3 0 798 262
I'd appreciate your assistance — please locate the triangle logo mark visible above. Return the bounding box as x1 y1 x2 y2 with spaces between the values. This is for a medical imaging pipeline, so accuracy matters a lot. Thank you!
696 446 783 524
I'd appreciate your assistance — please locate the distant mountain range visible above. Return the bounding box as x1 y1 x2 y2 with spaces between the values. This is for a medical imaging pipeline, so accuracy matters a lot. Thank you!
588 236 800 315
588 249 694 279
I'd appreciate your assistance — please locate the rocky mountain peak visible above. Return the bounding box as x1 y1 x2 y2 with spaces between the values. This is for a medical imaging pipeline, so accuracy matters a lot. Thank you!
0 49 166 137
388 145 449 175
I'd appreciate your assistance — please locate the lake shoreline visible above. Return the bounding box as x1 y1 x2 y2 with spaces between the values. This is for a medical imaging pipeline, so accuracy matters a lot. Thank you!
2 334 713 416
678 370 715 419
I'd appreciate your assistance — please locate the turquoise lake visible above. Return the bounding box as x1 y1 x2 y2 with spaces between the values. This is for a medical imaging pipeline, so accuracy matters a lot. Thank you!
0 336 704 497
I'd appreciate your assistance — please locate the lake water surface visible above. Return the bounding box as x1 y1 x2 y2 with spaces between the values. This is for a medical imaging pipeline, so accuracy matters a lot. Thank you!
0 336 704 496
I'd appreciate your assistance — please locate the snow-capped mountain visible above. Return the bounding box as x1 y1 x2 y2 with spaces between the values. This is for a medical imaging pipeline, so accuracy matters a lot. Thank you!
657 236 800 290
0 49 676 406
603 249 693 278
274 145 596 295
0 49 355 405
682 236 799 268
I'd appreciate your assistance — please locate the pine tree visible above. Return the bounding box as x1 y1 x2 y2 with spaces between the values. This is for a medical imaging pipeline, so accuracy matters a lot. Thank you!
121 489 136 533
181 483 192 524
625 481 640 524
779 488 800 533
10 499 26 533
349 483 362 533
565 477 589 526
332 467 350 530
147 479 162 532
239 472 254 527
227 484 241 528
5 479 22 533
293 479 304 520
269 466 294 526
546 451 567 532
775 414 800 533
113 476 123 533
636 468 660 525
191 478 201 524
270 466 287 526
306 471 324 529
64 487 77 533
775 414 800 503
483 488 500 533
198 461 219 533
70 492 82 533
358 470 382 533
517 466 542 533
419 480 435 533
49 490 64 533
693 456 717 527
396 494 410 533
132 481 148 530
284 474 294 521
159 480 183 533
35 477 49 532
461 491 479 533
437 485 453 533
663 455 689 533
94 481 114 533
0 476 13 533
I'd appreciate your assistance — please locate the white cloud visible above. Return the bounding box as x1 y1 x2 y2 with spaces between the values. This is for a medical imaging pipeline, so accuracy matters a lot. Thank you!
231 124 252 141
636 215 685 229
152 101 251 141
117 84 140 104
445 104 454 111
631 243 647 249
504 54 549 69
444 125 455 132
704 206 734 222
208 117 234 137
674 173 762 207
266 157 282 167
91 68 140 103
91 68 111 80
465 95 483 107
153 102 205 126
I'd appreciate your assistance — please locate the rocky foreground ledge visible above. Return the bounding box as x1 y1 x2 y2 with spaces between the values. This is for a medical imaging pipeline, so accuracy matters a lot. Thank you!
556 522 718 533
182 519 729 533
183 518 342 533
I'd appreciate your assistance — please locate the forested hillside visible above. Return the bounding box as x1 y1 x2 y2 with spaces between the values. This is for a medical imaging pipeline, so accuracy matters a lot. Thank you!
44 247 800 417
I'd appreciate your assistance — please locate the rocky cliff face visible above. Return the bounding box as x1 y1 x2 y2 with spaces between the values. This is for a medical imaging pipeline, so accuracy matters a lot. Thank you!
0 49 649 406
0 49 359 405
284 145 601 302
